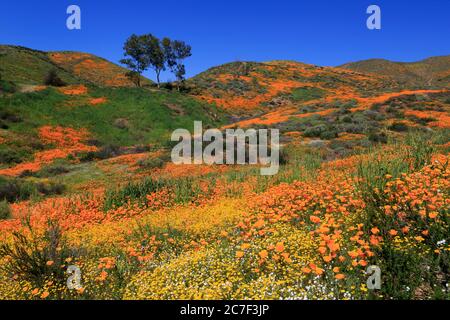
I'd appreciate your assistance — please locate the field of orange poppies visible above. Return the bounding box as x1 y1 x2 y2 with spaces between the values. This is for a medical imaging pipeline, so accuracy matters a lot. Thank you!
0 130 448 300
0 45 449 300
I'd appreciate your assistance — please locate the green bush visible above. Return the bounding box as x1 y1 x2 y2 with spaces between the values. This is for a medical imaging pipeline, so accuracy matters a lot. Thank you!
0 80 17 93
0 200 11 220
0 221 76 292
0 177 66 202
368 131 388 144
36 181 66 196
0 148 28 164
44 70 66 87
319 130 338 140
35 163 71 177
388 122 409 132
0 177 36 202
303 124 328 137
137 157 165 169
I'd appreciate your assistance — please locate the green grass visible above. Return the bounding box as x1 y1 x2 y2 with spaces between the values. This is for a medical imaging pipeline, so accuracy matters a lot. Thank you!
0 86 227 149
0 45 80 85
289 86 327 102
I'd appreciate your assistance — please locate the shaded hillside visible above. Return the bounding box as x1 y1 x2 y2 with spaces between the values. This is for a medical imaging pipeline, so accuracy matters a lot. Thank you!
340 56 450 87
0 45 151 87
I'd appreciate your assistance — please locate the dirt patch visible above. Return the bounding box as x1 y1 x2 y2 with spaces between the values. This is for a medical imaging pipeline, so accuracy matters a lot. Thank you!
20 85 47 93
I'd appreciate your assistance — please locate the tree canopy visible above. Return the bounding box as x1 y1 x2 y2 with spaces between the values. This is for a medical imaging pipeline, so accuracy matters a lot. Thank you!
120 34 192 88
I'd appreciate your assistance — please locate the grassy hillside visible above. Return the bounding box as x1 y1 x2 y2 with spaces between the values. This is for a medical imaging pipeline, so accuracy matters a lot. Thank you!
0 45 80 86
340 56 450 88
0 45 151 88
48 51 152 87
0 85 225 178
188 60 402 115
187 60 449 152
0 47 449 301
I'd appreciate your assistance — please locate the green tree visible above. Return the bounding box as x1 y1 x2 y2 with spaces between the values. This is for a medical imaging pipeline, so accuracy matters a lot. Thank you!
144 34 166 88
120 34 150 87
165 39 192 90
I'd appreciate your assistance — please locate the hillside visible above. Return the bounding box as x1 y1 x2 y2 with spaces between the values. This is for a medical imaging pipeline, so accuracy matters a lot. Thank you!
0 45 151 88
48 51 152 87
340 56 450 87
187 60 449 145
0 85 224 178
0 46 449 301
188 60 402 114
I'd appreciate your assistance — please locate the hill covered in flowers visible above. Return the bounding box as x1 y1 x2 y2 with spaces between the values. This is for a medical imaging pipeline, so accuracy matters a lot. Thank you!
0 47 449 300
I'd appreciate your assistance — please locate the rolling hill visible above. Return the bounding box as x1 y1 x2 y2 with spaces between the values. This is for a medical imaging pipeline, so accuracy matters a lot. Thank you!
187 60 403 115
340 55 450 87
0 46 448 181
0 45 151 88
0 45 449 301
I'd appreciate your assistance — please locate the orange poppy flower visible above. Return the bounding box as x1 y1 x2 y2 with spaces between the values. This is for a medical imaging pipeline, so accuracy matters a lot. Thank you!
389 229 398 236
335 274 345 280
275 242 285 253
259 250 268 259
301 267 312 274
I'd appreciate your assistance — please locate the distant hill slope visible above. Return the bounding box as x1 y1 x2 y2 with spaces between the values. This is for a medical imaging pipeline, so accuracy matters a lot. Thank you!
340 56 450 87
0 45 151 87
188 60 401 114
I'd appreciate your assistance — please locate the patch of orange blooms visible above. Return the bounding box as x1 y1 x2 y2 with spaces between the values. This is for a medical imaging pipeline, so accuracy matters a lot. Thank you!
58 84 88 95
0 125 96 176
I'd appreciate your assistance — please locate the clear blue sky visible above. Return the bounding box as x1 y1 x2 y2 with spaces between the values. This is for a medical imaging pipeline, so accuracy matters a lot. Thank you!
1 0 449 82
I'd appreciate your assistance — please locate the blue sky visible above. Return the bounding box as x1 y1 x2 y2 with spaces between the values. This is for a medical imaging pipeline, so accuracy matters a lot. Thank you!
1 0 449 81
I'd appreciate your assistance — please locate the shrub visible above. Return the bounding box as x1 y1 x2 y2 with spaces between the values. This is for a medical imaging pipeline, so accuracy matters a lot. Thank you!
0 221 76 291
388 122 409 132
0 177 66 201
36 182 66 196
137 157 165 169
0 148 27 164
0 110 22 123
95 144 122 160
36 164 71 177
78 151 96 162
0 177 35 202
368 131 388 144
278 147 289 165
44 70 66 87
303 124 327 137
342 115 352 123
319 129 338 140
0 80 17 93
0 200 11 220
